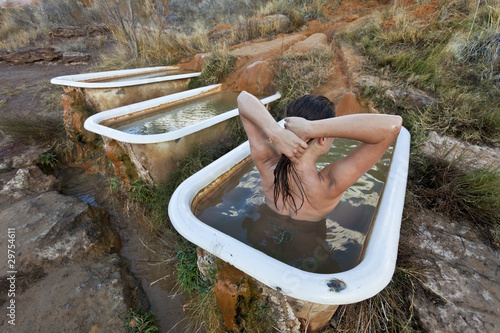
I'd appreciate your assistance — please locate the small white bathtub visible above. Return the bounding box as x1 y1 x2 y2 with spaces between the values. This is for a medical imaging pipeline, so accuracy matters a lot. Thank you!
51 66 201 111
169 127 410 305
84 84 281 184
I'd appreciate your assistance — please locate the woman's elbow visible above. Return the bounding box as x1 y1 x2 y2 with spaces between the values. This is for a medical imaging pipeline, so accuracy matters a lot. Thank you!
237 91 251 103
237 91 251 113
237 92 247 114
390 115 403 138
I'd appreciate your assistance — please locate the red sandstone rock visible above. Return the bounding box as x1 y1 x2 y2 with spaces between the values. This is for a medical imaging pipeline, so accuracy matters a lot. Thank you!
62 52 90 64
3 47 61 65
335 92 361 116
179 53 207 72
235 59 276 96
50 26 87 38
50 25 109 39
285 33 330 55
345 14 360 22
223 34 306 94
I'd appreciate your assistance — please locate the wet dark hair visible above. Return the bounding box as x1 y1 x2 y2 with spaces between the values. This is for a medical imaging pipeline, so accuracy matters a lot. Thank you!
273 95 335 214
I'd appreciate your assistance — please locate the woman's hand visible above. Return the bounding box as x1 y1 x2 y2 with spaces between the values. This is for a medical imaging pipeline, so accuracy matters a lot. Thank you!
284 117 311 142
271 127 308 164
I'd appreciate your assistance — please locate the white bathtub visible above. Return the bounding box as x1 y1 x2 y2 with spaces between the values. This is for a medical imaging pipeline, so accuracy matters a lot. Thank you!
51 66 201 111
83 84 281 184
168 126 410 305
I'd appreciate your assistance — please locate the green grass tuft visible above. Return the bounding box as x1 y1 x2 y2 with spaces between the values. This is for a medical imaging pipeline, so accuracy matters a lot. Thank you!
126 308 159 333
38 152 58 168
175 239 209 296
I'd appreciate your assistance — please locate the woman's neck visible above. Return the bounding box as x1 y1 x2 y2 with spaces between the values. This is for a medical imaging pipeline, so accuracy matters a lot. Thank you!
295 147 322 171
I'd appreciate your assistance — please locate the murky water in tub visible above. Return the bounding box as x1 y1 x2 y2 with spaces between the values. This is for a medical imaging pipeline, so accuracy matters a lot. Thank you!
87 69 196 83
114 92 250 135
195 139 393 274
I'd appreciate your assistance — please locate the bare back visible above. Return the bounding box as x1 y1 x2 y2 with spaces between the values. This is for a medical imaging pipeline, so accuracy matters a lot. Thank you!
257 159 344 221
237 91 402 222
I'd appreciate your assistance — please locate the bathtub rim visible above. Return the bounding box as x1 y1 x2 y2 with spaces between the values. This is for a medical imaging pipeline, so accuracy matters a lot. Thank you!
168 126 410 305
50 66 201 88
83 84 282 144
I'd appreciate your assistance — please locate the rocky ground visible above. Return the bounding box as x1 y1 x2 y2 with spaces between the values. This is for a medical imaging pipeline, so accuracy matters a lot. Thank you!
0 35 188 331
0 1 499 333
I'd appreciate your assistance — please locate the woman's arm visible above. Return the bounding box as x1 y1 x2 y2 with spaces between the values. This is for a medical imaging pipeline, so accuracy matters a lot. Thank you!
284 113 402 144
285 113 402 197
237 91 308 165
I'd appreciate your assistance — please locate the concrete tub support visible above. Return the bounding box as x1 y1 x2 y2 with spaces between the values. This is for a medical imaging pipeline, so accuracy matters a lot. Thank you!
287 298 339 332
197 248 338 332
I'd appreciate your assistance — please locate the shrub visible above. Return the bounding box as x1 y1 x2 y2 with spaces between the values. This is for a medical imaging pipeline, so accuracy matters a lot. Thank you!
0 0 103 49
260 0 329 29
409 152 500 234
126 308 159 333
190 47 237 87
0 114 65 145
167 0 269 31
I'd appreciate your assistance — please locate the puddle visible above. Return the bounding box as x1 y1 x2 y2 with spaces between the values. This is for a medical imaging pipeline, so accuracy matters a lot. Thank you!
57 167 188 332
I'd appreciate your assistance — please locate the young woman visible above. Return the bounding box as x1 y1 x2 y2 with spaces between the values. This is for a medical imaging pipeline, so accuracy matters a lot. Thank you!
237 91 402 222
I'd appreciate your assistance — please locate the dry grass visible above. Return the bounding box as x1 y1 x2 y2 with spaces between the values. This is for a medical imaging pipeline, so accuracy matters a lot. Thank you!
349 0 500 147
229 14 294 44
167 0 269 31
329 267 423 332
0 7 38 49
274 47 334 117
260 0 328 28
95 0 212 70
183 286 224 333
0 114 65 145
189 45 237 87
96 0 329 70
408 150 500 236
0 0 103 49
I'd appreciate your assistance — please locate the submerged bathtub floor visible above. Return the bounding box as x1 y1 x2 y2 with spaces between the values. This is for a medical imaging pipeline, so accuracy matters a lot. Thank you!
195 139 393 274
57 168 187 332
113 91 260 135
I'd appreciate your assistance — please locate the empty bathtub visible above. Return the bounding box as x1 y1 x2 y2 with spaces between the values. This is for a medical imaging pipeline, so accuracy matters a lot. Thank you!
51 66 201 111
84 84 281 184
168 126 410 305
